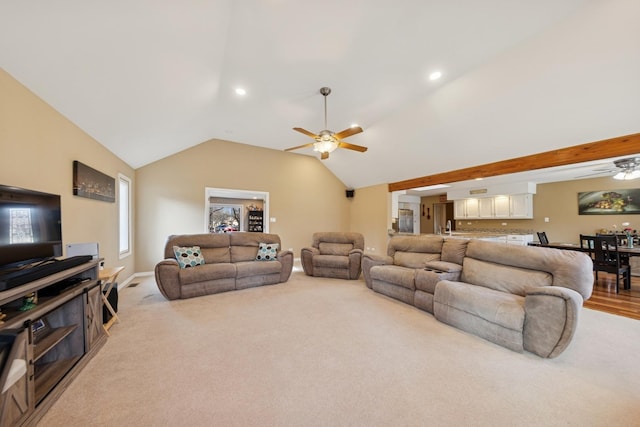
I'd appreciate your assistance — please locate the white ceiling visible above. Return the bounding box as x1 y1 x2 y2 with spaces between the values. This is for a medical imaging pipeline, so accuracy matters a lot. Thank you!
1 1 639 191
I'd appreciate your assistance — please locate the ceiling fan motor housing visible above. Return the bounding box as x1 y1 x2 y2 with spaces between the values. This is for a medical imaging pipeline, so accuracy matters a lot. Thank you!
614 157 640 170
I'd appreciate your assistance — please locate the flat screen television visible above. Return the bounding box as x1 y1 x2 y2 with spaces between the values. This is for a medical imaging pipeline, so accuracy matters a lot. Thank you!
0 185 62 275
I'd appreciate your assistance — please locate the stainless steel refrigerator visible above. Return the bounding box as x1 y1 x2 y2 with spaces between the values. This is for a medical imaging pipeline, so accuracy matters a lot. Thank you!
398 209 413 233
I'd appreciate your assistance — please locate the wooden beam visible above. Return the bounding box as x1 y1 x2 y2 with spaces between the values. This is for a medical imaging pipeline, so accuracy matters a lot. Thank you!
388 133 640 192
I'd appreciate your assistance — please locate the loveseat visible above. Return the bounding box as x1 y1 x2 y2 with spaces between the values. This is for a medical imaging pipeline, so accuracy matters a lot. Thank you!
362 235 593 358
301 232 364 280
155 232 293 300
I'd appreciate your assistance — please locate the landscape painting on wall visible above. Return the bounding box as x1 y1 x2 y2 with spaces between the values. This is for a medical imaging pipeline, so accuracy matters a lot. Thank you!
72 160 115 202
578 189 640 215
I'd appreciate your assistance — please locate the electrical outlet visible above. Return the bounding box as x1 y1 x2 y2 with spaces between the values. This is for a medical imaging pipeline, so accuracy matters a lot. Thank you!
544 217 550 223
270 217 276 223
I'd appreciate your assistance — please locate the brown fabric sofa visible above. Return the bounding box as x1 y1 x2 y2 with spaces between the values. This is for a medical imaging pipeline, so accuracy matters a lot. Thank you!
155 232 293 300
301 232 364 279
362 235 593 358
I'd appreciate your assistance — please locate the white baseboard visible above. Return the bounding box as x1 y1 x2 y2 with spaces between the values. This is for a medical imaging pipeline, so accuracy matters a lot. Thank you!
118 271 153 290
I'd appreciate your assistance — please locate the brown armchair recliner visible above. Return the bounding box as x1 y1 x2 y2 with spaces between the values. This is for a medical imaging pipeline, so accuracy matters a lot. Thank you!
301 232 365 280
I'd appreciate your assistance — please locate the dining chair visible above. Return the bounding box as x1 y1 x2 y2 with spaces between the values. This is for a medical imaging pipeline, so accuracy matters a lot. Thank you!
596 232 631 267
591 234 630 293
579 234 596 252
536 231 549 245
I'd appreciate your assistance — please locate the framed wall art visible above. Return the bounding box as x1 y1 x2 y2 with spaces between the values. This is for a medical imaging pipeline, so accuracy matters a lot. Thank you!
72 160 116 202
578 189 640 215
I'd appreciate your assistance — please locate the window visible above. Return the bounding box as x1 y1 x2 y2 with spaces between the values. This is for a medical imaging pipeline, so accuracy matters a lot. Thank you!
119 174 132 258
209 204 243 233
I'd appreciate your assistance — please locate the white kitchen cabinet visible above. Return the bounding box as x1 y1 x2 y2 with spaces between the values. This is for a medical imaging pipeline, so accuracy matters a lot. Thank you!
454 198 480 219
454 200 466 219
493 195 510 217
454 194 533 219
478 198 494 218
509 194 533 218
465 198 479 218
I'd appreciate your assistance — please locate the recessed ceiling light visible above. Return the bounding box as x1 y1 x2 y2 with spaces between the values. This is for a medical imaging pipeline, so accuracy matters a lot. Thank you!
350 123 359 128
235 87 247 96
474 177 484 181
429 71 442 81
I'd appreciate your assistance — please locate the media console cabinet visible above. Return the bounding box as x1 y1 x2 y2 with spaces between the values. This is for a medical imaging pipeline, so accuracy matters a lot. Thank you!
0 259 106 426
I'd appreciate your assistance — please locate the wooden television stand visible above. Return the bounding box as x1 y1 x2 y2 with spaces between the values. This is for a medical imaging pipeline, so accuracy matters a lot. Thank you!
0 258 106 426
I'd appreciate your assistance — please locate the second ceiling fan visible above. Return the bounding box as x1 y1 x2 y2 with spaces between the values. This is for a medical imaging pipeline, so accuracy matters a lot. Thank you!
285 87 367 160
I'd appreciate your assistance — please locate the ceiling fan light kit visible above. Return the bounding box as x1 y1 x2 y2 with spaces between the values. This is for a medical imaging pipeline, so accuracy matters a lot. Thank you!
613 170 640 180
285 87 367 160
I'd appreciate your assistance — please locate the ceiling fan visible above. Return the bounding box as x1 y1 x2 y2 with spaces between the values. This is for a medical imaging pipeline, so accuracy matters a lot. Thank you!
285 87 367 160
575 157 640 180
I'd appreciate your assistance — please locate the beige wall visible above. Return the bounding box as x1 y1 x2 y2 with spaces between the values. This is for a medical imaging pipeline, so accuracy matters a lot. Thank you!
442 176 640 243
348 184 390 255
0 69 136 279
135 140 354 271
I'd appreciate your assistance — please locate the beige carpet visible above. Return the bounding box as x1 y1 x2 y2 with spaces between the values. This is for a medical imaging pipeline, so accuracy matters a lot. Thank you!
38 266 640 427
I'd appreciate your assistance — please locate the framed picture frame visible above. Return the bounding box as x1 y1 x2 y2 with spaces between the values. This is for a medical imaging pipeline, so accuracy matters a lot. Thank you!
72 160 115 202
578 189 640 215
31 318 49 336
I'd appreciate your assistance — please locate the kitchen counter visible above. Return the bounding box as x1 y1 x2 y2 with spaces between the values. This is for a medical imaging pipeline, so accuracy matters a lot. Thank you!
389 231 505 238
388 231 534 245
443 232 506 239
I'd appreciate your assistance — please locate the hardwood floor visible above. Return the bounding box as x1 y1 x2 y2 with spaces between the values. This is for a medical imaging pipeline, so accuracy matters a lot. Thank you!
583 273 640 320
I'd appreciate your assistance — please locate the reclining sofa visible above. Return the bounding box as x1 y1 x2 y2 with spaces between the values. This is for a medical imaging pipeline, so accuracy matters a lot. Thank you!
155 232 293 300
362 235 593 358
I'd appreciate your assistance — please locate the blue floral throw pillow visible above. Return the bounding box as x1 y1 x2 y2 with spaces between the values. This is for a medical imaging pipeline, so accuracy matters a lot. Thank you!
256 243 279 261
173 245 205 268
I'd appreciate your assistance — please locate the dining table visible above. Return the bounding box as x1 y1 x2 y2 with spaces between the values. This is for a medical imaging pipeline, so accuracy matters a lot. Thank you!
528 241 640 257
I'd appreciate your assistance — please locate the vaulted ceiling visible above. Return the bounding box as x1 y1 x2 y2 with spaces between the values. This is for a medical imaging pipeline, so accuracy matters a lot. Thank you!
1 1 638 192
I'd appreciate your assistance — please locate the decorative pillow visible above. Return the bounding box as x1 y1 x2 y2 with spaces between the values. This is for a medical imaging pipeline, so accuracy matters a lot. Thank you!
256 243 279 261
173 246 205 268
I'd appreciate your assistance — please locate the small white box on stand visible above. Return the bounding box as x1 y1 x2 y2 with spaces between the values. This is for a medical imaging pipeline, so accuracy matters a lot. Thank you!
66 242 101 268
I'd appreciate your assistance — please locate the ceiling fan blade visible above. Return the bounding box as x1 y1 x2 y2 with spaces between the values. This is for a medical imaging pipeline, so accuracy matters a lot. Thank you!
284 142 315 152
333 126 363 140
574 170 615 179
293 127 319 139
337 141 368 153
320 152 329 160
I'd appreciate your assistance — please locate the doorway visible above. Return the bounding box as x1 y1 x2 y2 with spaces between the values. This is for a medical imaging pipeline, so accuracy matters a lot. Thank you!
433 202 454 234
